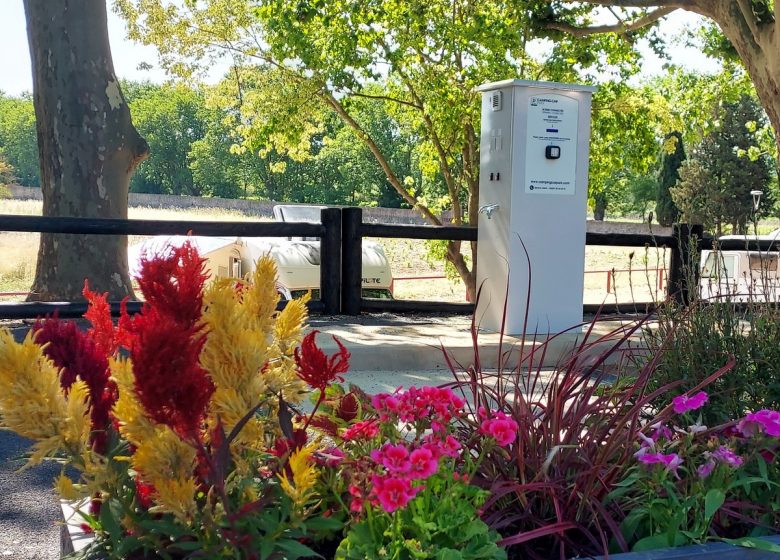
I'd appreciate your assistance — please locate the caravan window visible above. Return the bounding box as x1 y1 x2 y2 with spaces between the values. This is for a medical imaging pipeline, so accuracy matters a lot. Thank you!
748 253 779 275
702 253 738 279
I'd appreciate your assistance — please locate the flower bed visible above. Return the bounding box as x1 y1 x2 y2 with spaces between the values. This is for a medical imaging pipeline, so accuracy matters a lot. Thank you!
1 243 779 559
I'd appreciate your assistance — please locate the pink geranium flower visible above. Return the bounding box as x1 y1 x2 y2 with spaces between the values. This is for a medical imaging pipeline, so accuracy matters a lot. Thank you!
371 475 422 513
342 420 379 441
480 410 518 447
638 452 683 473
672 391 709 414
737 409 780 437
408 447 439 480
371 443 411 474
481 418 517 447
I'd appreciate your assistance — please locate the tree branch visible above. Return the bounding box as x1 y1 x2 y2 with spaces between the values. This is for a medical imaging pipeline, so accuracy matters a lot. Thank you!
572 0 694 7
736 0 763 43
546 6 677 37
342 90 423 110
321 93 442 226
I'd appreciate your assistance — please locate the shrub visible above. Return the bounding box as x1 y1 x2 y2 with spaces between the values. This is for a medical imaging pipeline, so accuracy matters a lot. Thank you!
646 298 780 425
444 312 734 559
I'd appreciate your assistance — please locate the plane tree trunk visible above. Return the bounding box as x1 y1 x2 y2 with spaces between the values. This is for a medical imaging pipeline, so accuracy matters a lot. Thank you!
23 0 148 301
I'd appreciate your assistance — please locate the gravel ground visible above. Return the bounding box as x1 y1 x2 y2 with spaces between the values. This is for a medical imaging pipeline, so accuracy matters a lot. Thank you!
0 431 61 559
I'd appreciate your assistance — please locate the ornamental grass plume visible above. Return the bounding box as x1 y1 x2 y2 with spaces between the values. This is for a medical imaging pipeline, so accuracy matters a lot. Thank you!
200 256 308 449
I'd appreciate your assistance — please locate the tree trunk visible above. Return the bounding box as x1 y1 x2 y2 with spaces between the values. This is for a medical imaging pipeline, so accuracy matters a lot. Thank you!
23 0 148 301
593 193 607 221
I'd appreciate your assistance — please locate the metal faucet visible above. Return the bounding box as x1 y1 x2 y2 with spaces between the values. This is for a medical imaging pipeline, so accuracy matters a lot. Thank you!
479 203 500 219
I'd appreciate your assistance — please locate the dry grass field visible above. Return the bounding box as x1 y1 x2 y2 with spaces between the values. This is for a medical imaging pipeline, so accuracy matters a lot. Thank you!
0 199 669 304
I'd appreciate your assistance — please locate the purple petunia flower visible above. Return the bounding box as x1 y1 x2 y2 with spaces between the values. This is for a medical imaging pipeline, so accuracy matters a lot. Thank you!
712 445 744 468
638 452 683 473
737 409 780 438
672 391 709 414
697 460 716 478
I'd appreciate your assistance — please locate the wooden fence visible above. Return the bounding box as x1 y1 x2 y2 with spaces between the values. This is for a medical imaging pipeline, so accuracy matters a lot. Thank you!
0 209 757 319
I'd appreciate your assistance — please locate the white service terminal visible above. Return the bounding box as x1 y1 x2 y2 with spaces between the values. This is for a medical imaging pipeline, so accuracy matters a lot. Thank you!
475 79 595 334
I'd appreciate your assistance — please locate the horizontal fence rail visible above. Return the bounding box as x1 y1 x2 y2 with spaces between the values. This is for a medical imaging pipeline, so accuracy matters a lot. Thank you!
0 209 340 318
1 207 779 321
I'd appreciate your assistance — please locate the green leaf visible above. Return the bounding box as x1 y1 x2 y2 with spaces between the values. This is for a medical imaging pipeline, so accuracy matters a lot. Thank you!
724 537 780 553
633 534 673 552
436 548 463 560
704 488 726 520
276 538 322 559
304 516 344 532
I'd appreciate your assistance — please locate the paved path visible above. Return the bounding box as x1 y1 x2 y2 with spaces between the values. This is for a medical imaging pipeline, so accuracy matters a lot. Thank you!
0 432 61 559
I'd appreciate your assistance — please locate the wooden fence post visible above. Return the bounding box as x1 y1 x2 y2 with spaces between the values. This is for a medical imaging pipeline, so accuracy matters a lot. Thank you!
669 223 703 305
341 207 363 315
319 208 342 315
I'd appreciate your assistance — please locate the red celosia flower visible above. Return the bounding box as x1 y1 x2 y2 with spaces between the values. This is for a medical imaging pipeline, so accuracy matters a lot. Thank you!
135 479 155 509
125 307 212 438
135 242 208 327
294 331 350 392
82 281 121 356
32 318 116 452
121 242 214 439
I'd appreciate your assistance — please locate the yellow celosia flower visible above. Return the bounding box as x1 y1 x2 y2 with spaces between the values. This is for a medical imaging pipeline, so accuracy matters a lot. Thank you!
0 330 90 466
55 473 82 501
278 443 318 507
149 476 199 522
201 256 308 450
274 294 309 356
111 356 198 522
110 357 157 444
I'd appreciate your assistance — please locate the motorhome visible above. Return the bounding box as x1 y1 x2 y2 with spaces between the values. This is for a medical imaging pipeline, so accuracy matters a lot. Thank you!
699 229 780 302
128 205 394 300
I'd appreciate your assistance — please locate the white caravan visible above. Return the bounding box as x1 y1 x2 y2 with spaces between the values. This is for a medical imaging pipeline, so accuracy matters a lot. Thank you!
127 205 394 300
699 229 780 302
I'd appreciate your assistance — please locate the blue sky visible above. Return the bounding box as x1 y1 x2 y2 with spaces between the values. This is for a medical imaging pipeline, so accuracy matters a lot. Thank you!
0 1 719 97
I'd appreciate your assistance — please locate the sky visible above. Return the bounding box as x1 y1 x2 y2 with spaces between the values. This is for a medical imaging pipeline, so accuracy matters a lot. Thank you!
0 1 720 97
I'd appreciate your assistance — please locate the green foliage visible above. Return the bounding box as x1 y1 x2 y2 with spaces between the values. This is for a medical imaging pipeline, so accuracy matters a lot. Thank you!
606 400 780 553
129 84 208 195
647 299 780 426
0 152 14 196
115 0 656 293
0 94 39 187
336 476 505 560
671 95 774 234
588 82 661 217
656 131 685 226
